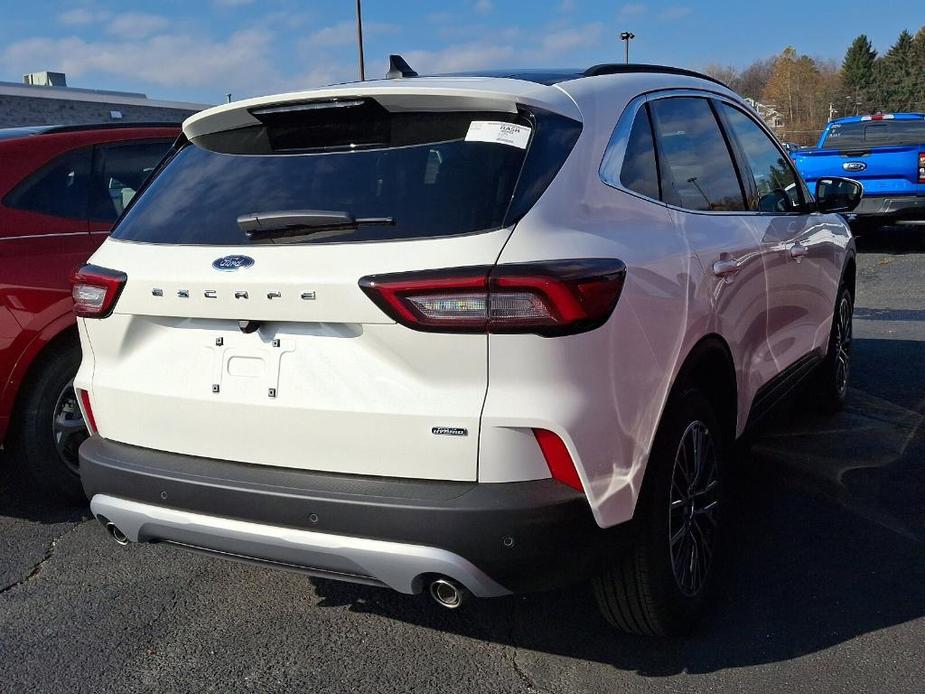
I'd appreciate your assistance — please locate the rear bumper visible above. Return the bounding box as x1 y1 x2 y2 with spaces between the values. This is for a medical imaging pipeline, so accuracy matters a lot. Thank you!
80 436 627 596
851 194 925 220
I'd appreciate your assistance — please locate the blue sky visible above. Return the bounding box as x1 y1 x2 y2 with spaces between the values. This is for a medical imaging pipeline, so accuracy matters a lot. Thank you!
0 1 921 105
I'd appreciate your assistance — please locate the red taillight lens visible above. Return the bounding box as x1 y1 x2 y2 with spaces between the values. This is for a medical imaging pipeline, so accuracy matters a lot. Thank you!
918 152 924 184
359 259 626 336
70 264 127 318
77 388 98 435
533 429 583 491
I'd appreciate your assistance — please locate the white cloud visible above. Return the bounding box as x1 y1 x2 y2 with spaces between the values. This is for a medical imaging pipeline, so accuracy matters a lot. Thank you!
1 29 280 98
403 42 515 74
398 22 603 74
304 20 399 49
529 23 602 57
58 7 97 26
474 0 494 14
659 6 692 20
106 13 170 40
619 3 647 16
559 0 576 11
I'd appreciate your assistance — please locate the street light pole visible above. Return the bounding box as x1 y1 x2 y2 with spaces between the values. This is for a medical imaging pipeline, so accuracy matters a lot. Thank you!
355 0 366 80
620 31 635 64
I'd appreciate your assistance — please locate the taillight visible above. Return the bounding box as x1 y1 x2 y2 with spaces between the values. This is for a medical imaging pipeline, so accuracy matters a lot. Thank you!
70 264 127 318
533 429 583 491
77 388 98 435
359 259 626 336
918 152 924 184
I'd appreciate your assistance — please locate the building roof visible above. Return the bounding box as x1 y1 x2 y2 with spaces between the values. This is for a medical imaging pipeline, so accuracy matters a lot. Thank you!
0 79 210 111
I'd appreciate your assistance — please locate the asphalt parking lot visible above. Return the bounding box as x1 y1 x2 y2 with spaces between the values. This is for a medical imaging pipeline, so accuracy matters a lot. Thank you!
1 231 924 694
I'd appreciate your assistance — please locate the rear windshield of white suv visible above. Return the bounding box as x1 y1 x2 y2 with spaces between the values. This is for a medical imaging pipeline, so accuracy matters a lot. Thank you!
821 119 925 148
111 99 580 245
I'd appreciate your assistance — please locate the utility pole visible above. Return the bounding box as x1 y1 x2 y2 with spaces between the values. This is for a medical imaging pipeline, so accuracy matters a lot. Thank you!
620 32 635 64
355 0 366 80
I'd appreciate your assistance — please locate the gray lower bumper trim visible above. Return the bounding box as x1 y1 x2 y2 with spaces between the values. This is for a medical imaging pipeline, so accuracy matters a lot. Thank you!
90 494 510 597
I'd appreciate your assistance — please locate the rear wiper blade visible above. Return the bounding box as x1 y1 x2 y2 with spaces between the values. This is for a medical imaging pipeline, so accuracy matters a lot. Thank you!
237 209 394 241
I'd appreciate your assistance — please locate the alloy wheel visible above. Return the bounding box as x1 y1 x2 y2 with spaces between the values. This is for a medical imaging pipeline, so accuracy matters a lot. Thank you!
51 380 88 476
833 295 852 398
668 420 720 597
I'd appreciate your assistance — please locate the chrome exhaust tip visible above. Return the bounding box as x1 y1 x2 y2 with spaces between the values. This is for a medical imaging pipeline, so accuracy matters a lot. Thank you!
105 522 129 546
429 578 468 609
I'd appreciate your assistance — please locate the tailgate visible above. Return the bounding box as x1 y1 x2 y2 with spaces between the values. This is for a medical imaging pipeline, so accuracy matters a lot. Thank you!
795 145 923 195
82 236 507 481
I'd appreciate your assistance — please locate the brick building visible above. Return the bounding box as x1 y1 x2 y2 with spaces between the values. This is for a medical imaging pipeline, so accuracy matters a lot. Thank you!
0 71 209 127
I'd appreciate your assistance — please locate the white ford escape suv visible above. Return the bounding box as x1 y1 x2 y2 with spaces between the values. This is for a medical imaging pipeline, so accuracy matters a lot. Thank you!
73 61 861 635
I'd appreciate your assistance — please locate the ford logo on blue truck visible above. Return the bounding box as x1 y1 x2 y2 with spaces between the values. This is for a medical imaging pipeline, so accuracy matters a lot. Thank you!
792 112 925 233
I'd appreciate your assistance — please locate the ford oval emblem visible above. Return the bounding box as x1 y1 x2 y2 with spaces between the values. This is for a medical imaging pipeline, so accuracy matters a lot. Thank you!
843 161 867 172
212 255 255 271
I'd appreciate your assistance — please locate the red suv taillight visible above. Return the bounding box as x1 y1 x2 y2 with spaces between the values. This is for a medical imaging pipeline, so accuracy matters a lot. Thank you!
70 264 127 318
359 259 626 336
918 152 925 184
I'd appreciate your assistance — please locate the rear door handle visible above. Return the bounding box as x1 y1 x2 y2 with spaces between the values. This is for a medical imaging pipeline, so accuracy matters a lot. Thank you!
789 243 809 261
712 258 740 280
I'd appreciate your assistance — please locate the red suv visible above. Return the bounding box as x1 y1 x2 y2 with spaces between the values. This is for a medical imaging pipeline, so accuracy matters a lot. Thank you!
0 123 178 502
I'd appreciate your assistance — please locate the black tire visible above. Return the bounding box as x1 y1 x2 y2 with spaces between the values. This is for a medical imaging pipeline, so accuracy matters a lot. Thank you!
593 388 725 636
8 337 88 505
814 286 853 413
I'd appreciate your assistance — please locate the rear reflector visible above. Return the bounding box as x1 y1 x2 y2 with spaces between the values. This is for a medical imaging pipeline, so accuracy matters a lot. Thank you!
919 153 925 184
533 429 583 491
77 388 98 435
70 264 127 318
359 259 626 336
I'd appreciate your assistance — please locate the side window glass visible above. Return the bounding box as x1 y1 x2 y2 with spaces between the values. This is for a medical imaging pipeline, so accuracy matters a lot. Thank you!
649 97 746 212
719 103 803 213
617 106 660 199
90 140 172 223
4 148 91 220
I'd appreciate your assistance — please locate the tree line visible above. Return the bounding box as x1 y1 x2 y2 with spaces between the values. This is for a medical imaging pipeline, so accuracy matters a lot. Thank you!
704 26 925 144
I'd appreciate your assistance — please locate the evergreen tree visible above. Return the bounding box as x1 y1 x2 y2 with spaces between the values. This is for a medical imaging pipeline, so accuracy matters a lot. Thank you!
841 35 877 113
880 30 920 111
912 27 925 110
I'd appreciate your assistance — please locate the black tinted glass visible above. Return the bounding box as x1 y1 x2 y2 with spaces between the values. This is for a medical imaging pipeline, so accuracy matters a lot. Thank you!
4 147 91 220
822 119 925 148
90 140 172 222
720 103 802 213
650 97 745 211
618 107 660 199
112 112 535 245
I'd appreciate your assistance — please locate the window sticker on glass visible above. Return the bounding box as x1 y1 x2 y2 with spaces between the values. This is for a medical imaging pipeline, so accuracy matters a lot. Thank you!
465 121 532 149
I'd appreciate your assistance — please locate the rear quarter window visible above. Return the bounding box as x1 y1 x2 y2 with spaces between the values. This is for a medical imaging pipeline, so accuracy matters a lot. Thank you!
4 147 91 220
600 105 660 200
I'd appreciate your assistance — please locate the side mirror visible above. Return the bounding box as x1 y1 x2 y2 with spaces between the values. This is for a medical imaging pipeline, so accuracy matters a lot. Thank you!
815 177 863 214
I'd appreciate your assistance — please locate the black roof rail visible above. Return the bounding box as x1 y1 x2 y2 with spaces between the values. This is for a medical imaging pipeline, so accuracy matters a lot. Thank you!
582 63 730 89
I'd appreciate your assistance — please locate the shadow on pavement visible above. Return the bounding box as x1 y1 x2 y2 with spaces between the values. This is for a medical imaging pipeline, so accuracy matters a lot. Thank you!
311 335 925 674
855 225 925 254
0 454 88 525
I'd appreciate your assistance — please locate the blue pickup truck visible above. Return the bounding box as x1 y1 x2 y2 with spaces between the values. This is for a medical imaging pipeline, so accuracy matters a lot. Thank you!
793 113 925 232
